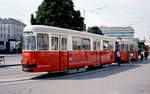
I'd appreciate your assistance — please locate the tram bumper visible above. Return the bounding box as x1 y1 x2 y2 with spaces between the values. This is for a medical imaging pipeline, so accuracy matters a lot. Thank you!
22 64 37 72
22 64 37 68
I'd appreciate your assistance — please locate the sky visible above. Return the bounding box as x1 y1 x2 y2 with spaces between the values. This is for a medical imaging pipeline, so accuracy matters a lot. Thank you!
0 0 150 40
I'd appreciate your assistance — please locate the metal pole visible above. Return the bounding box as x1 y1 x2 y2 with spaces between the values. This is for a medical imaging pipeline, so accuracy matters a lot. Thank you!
83 10 85 32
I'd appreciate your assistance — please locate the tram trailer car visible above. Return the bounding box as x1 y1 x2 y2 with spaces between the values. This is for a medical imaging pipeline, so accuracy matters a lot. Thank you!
116 40 138 62
21 25 138 72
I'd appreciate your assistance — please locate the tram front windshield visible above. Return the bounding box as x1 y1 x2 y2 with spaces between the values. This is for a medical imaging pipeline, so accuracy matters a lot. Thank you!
23 36 36 50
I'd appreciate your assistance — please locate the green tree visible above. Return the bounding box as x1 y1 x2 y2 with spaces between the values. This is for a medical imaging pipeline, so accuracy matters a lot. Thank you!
31 14 36 25
87 26 104 35
31 0 85 31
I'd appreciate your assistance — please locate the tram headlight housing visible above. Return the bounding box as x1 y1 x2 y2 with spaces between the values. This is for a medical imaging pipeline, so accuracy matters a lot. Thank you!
24 59 29 64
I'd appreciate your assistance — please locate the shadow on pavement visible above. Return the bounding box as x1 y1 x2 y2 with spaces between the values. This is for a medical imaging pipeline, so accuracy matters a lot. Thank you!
136 59 150 64
31 61 149 80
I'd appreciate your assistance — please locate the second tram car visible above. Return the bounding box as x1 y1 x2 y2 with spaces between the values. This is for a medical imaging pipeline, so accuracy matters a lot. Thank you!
22 25 138 72
117 40 138 62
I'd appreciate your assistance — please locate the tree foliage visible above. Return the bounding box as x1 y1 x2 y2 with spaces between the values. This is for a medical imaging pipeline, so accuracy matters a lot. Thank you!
31 14 36 25
87 26 104 35
31 0 85 31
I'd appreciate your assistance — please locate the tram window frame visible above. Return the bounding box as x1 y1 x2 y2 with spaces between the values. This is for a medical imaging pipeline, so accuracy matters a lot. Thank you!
81 38 91 50
51 36 59 50
72 37 82 51
61 37 67 51
37 33 49 50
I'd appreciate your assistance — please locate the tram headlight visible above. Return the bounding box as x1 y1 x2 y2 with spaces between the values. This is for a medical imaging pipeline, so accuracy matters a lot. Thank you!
24 59 29 64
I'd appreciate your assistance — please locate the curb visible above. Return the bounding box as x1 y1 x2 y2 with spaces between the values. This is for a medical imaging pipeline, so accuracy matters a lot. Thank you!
0 64 22 68
0 54 22 57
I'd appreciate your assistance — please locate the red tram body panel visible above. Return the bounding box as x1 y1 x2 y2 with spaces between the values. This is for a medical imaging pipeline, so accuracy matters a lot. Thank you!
60 51 68 71
22 51 60 72
68 51 97 69
119 51 129 61
101 51 115 64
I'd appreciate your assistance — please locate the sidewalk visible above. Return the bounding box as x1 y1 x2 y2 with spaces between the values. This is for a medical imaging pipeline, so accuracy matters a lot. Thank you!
0 54 22 67
0 54 22 57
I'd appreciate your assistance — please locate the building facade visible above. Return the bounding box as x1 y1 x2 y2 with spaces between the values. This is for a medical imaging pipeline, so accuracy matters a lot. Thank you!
100 26 134 40
0 18 26 51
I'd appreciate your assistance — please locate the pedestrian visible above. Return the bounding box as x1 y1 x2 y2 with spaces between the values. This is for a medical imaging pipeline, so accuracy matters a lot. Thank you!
129 53 134 66
144 51 148 60
140 51 144 60
115 50 121 66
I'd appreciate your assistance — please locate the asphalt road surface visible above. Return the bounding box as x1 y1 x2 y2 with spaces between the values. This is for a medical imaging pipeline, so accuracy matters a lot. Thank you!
0 59 150 94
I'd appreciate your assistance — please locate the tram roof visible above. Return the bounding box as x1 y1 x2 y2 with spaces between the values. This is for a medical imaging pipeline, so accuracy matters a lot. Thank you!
24 25 116 40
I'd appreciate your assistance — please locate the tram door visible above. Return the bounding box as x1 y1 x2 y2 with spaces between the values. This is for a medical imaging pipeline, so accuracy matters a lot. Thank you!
59 36 68 71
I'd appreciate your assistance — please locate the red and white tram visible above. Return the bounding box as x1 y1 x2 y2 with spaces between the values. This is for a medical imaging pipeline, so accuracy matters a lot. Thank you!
22 25 117 72
21 25 138 72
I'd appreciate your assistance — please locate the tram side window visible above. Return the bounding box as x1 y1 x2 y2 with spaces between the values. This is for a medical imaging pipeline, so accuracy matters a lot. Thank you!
103 41 109 51
51 36 59 50
125 44 128 51
118 44 121 51
72 37 81 50
97 41 100 50
135 45 138 51
23 36 36 50
121 43 125 51
61 37 67 50
37 34 49 50
130 44 134 51
93 41 100 50
93 41 96 50
108 41 114 51
82 38 90 50
103 41 114 51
